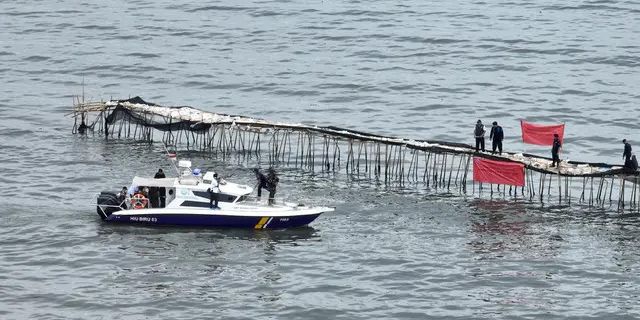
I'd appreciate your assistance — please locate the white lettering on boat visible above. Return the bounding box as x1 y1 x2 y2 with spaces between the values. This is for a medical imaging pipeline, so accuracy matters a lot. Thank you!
129 216 158 223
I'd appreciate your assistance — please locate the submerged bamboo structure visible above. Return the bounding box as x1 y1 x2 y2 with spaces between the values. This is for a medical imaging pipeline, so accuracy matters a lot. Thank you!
71 97 640 212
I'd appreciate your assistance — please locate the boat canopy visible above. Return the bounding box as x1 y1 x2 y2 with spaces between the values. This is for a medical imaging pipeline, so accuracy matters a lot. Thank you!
131 176 177 188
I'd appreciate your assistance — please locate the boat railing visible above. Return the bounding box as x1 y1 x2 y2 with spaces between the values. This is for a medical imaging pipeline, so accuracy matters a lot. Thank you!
237 195 293 206
97 200 128 209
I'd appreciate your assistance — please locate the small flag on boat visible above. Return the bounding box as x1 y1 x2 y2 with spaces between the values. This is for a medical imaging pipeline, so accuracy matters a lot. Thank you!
473 157 525 186
520 120 565 146
162 142 178 158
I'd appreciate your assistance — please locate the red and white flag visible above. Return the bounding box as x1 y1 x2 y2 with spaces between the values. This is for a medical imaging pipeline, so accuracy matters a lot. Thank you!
520 120 565 146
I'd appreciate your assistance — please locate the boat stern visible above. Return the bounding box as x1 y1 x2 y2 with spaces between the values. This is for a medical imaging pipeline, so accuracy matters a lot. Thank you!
96 191 126 220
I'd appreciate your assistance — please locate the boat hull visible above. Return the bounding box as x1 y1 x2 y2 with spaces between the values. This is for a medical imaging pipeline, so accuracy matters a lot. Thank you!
104 208 325 229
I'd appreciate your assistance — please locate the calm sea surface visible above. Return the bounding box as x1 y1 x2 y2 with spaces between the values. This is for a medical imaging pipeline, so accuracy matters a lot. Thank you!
1 1 640 319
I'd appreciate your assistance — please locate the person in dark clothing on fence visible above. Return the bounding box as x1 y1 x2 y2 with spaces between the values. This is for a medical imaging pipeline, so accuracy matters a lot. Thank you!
253 168 269 198
623 139 632 168
489 121 504 155
154 168 166 208
266 168 279 205
474 120 485 152
551 133 562 167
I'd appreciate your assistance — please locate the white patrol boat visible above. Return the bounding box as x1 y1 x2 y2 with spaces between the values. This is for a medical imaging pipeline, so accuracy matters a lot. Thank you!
96 160 333 229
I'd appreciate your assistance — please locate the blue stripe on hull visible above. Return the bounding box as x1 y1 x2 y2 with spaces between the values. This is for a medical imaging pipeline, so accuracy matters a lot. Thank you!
106 213 321 229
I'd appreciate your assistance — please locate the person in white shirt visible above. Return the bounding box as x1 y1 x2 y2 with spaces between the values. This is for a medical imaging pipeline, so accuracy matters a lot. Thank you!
206 173 226 209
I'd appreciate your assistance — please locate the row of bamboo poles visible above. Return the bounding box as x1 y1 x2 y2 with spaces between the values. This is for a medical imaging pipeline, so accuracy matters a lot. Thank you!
71 102 640 212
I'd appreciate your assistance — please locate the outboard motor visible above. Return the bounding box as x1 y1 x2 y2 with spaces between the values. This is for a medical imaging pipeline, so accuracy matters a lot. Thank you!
96 191 126 220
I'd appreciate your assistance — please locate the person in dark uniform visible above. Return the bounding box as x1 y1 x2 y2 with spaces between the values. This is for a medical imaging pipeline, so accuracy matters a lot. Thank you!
474 120 485 152
206 191 218 209
154 168 165 178
266 168 279 205
551 133 562 167
253 168 268 198
206 187 218 209
489 121 504 155
154 168 166 208
623 139 632 168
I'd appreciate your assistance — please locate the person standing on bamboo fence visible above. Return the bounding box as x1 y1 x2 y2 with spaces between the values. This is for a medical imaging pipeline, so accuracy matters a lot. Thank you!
489 121 504 155
551 133 562 167
623 139 632 169
474 120 486 153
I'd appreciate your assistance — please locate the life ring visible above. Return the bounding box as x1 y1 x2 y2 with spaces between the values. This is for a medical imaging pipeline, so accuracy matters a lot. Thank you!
130 193 148 209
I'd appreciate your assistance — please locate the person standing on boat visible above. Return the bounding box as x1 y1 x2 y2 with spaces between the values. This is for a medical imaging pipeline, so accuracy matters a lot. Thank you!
154 168 166 208
117 186 129 209
551 133 562 167
489 121 504 155
474 120 486 152
253 168 268 198
207 173 222 209
623 139 632 168
154 168 165 178
266 168 279 205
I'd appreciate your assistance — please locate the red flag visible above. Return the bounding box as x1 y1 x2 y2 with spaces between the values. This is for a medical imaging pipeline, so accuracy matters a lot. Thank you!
473 157 525 186
520 120 565 145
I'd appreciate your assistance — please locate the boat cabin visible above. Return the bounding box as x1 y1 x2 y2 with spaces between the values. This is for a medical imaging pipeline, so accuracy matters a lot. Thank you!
128 161 253 209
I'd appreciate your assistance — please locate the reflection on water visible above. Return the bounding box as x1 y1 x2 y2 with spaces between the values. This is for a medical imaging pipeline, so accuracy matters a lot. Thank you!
97 223 318 239
92 223 321 309
467 199 562 259
96 223 320 256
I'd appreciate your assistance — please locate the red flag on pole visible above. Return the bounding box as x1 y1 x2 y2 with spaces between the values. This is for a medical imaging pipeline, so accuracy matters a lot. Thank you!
473 157 525 186
520 120 565 146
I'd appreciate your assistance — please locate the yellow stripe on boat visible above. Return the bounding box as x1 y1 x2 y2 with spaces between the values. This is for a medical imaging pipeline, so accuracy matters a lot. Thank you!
254 217 269 229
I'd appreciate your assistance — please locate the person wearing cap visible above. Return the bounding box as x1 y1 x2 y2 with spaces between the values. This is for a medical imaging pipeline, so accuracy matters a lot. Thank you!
551 133 562 167
489 121 504 155
474 120 485 152
623 139 632 168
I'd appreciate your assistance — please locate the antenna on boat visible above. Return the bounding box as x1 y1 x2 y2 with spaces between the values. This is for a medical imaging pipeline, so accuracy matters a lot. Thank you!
162 143 180 176
81 74 85 104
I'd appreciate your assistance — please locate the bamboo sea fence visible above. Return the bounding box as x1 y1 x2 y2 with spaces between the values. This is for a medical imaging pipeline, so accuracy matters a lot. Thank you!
70 96 640 212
